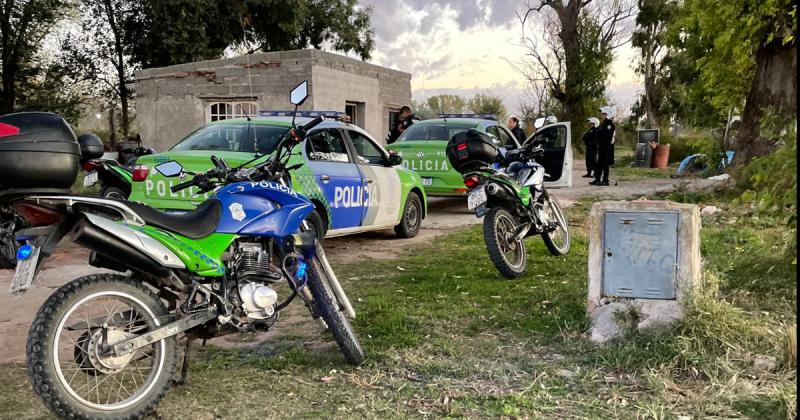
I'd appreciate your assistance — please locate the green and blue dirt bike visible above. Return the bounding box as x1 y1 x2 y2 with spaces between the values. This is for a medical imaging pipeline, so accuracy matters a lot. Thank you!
446 129 571 278
2 82 363 419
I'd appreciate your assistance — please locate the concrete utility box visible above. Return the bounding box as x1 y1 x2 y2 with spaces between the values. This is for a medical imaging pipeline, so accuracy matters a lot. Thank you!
587 200 702 343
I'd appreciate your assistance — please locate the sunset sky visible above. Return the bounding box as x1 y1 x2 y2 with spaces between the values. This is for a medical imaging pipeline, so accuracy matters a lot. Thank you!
360 0 641 116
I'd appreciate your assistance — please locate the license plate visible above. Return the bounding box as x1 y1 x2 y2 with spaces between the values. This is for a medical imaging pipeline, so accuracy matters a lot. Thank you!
467 186 487 210
422 177 433 186
9 246 40 295
83 171 98 187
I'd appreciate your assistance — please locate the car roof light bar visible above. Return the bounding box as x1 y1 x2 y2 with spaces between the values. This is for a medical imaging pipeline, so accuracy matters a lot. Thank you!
436 113 497 121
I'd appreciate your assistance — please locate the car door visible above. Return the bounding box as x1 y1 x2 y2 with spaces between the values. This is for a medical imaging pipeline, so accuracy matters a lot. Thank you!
486 124 521 150
345 129 403 228
525 122 573 188
304 128 364 230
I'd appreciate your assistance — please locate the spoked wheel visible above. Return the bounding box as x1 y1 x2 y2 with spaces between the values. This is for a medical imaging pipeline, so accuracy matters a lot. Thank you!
483 207 527 278
305 255 364 365
540 192 570 256
27 274 177 419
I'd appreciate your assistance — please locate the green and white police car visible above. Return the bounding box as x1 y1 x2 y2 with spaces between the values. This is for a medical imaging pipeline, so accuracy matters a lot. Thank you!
387 114 573 195
127 113 427 239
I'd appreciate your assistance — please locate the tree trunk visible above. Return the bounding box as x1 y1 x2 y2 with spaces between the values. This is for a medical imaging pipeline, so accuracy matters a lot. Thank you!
734 39 797 166
557 3 581 125
643 73 659 128
118 71 129 138
108 108 117 150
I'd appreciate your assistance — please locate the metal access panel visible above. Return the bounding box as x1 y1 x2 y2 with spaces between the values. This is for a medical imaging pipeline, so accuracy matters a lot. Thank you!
602 211 679 299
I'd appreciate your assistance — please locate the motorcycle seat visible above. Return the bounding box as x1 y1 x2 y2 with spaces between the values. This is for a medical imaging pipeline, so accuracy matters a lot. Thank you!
125 200 221 239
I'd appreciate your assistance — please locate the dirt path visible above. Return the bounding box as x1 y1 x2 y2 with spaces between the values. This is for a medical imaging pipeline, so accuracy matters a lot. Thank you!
0 163 729 362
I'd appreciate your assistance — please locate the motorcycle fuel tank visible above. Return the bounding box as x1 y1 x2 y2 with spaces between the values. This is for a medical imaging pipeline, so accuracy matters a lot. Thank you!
214 181 314 238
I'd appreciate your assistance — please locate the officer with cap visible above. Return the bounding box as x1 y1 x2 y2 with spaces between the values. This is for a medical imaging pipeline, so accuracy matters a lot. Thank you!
582 117 600 178
591 107 615 186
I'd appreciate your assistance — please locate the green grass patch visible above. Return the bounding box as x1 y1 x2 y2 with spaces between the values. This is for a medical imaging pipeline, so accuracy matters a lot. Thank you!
0 194 794 419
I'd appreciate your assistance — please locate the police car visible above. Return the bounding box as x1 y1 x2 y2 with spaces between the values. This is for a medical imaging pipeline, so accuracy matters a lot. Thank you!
127 112 427 239
387 114 573 195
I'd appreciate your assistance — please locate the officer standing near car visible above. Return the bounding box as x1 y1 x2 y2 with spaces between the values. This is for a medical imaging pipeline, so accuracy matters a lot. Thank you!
507 116 526 144
591 107 615 186
582 117 599 178
386 106 413 145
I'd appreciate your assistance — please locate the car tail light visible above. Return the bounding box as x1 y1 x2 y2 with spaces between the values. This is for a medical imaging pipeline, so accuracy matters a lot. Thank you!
132 165 150 182
457 143 467 151
82 161 97 171
0 122 20 138
463 175 480 189
12 202 62 226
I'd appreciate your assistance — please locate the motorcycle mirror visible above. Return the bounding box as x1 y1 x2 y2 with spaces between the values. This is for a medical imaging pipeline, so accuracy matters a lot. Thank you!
155 160 184 177
533 117 546 129
289 80 309 106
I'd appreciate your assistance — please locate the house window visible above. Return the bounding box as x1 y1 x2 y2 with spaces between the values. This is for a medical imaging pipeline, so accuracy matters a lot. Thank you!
207 102 257 122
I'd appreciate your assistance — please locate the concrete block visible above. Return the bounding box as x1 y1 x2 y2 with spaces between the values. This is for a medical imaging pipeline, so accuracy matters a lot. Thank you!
586 200 702 343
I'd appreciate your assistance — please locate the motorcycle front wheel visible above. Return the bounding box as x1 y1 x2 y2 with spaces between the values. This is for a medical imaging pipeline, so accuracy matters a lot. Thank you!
483 207 527 279
27 274 177 420
306 255 365 365
541 192 570 256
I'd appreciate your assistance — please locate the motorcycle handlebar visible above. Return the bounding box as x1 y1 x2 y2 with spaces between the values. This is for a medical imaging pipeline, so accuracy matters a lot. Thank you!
301 116 325 133
170 178 196 193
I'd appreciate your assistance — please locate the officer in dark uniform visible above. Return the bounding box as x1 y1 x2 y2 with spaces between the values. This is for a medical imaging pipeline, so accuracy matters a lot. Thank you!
591 107 614 186
582 117 599 178
386 106 413 145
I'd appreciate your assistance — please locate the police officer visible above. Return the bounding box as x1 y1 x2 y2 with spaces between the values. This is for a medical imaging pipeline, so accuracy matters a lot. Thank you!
582 117 599 178
591 107 615 186
386 106 413 144
507 116 526 144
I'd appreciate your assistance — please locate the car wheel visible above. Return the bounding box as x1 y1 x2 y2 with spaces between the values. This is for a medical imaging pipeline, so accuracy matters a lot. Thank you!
305 209 326 243
394 192 422 238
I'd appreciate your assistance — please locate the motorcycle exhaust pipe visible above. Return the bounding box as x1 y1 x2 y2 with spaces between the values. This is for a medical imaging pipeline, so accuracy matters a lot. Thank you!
68 218 171 277
485 182 513 202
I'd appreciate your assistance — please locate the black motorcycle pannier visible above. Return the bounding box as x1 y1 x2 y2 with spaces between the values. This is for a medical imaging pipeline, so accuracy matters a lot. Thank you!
0 112 80 189
77 133 105 161
446 129 498 174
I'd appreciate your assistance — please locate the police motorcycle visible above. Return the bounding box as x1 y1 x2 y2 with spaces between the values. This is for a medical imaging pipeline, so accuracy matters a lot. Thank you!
3 81 363 419
445 123 570 278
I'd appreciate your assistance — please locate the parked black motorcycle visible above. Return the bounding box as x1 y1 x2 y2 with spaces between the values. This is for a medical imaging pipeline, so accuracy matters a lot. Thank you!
80 134 156 199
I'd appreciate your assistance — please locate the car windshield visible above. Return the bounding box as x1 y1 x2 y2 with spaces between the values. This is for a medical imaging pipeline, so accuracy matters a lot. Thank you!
171 124 289 153
397 123 476 142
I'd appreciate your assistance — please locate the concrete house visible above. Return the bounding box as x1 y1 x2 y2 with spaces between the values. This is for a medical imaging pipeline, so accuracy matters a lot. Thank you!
132 49 412 151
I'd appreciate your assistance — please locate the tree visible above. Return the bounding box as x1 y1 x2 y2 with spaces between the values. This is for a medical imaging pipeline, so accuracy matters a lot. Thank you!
126 0 375 68
426 94 466 114
517 0 636 127
631 0 676 128
0 0 69 114
667 0 796 164
468 93 508 121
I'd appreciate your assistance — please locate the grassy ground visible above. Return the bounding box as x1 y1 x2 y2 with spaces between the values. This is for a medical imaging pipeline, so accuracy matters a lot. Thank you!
0 193 795 419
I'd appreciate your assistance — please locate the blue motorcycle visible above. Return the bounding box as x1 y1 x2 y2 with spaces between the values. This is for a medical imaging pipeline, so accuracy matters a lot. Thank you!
12 82 362 419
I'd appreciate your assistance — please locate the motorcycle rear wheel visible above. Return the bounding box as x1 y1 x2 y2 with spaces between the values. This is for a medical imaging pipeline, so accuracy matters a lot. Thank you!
305 256 365 365
483 207 527 279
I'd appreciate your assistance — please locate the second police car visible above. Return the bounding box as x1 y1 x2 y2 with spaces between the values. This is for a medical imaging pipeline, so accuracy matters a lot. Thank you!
127 112 427 239
387 114 573 195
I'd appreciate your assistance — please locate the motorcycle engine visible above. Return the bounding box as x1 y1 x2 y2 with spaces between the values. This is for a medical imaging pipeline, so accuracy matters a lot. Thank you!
238 281 278 319
233 241 282 320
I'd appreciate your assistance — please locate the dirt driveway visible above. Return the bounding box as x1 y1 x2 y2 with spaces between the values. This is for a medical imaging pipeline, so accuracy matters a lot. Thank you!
0 163 729 362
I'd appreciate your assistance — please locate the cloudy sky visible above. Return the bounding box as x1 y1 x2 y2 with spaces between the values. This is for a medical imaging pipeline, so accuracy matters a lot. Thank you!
359 0 641 116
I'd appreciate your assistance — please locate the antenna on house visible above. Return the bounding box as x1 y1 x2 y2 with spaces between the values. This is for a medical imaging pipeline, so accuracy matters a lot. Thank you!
240 16 257 152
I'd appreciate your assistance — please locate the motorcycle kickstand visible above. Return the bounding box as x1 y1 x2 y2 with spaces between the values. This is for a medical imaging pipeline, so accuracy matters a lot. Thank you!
175 337 194 385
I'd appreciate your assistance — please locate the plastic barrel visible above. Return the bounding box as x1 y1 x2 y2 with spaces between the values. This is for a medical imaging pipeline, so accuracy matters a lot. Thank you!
651 144 670 168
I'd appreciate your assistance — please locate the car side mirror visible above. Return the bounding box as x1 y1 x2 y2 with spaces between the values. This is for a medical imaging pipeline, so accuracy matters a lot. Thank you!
388 153 402 166
155 160 183 177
